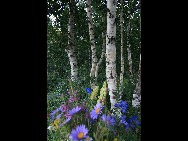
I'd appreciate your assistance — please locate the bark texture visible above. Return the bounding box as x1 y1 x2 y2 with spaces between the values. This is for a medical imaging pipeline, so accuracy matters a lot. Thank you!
106 0 117 110
127 14 133 79
65 0 78 81
132 54 141 108
86 0 97 90
119 0 124 99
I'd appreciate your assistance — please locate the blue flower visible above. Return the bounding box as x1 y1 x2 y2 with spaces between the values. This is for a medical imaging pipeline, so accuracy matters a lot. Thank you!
114 100 128 113
128 115 140 129
86 88 91 94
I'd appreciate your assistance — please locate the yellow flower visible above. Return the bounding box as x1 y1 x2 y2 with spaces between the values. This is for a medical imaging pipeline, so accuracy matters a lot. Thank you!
50 119 60 130
90 86 99 100
97 82 107 105
114 138 118 141
54 119 60 124
104 139 108 141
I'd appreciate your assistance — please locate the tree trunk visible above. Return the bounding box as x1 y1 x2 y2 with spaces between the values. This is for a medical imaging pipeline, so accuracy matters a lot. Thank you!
95 16 106 82
132 54 141 108
127 12 133 79
86 0 97 90
119 0 124 99
65 0 78 81
106 0 117 110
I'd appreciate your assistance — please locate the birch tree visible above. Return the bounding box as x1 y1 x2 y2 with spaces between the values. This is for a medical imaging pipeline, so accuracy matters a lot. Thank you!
132 54 141 108
65 0 78 81
127 9 133 79
86 0 97 90
106 0 117 110
119 0 124 100
86 0 106 89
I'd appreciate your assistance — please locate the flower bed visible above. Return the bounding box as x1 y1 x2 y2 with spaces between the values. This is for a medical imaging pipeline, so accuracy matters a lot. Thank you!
47 81 141 141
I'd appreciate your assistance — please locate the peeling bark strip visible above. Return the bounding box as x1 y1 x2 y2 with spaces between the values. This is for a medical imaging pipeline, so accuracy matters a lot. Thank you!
106 0 117 110
132 54 141 108
119 0 124 99
65 0 78 81
86 0 97 90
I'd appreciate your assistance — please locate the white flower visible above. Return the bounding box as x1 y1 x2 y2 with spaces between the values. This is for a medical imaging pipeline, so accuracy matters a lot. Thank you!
47 125 55 131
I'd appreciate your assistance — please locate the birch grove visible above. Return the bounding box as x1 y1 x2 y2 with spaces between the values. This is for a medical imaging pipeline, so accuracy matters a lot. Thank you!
106 0 117 110
47 0 141 110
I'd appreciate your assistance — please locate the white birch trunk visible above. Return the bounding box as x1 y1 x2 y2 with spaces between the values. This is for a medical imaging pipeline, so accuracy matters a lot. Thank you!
132 54 141 108
106 0 117 110
66 0 78 81
127 14 133 79
86 0 97 90
119 0 124 100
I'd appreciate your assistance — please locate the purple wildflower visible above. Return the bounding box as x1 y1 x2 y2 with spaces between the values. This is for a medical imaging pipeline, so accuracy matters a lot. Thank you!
101 114 116 126
59 117 71 127
90 103 103 120
68 106 81 116
69 124 89 140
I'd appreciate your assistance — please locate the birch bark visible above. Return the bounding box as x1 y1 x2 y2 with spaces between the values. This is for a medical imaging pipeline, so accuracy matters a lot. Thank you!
86 0 97 90
127 12 133 79
132 54 141 108
119 0 124 99
106 0 117 110
65 0 78 81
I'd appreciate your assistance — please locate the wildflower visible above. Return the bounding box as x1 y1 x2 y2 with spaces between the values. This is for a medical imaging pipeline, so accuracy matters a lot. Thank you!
68 96 77 103
101 114 116 126
86 88 91 94
128 115 140 129
114 100 128 114
64 113 72 118
56 113 63 119
90 103 103 120
90 86 99 100
69 124 89 140
68 106 81 116
61 104 67 112
114 138 118 141
97 82 107 105
50 119 60 130
85 136 93 141
50 107 62 120
74 91 78 95
59 117 71 127
47 125 55 131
